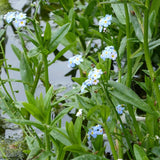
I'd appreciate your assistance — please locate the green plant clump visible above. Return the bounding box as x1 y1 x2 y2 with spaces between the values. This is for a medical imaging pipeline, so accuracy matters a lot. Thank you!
0 0 160 159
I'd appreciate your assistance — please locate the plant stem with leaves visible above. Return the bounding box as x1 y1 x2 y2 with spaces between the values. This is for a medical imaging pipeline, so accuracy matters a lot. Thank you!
144 0 160 109
124 3 143 141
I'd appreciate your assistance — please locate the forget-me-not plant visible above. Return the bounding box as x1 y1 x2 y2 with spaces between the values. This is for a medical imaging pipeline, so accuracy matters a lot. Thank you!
68 55 83 68
99 14 112 32
81 68 103 93
101 46 117 61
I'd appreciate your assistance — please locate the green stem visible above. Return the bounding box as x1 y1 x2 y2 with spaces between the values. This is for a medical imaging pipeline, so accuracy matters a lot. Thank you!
42 54 49 92
34 0 42 20
124 3 143 141
0 42 16 100
101 81 133 159
144 0 160 109
90 117 118 160
103 124 118 160
124 3 132 87
31 61 43 95
45 127 51 160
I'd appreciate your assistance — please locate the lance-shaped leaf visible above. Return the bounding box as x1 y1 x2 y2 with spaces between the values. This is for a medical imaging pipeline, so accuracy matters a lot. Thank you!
110 0 126 25
64 144 88 154
108 81 159 117
20 53 34 91
129 6 144 42
134 144 149 160
6 119 45 131
72 154 108 160
50 127 71 146
48 23 70 53
50 106 73 127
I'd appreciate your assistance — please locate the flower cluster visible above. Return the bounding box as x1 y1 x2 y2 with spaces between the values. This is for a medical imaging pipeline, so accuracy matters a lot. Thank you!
116 104 125 115
76 109 83 117
101 46 117 61
4 11 26 28
99 14 112 32
68 55 83 68
81 68 103 93
87 125 103 140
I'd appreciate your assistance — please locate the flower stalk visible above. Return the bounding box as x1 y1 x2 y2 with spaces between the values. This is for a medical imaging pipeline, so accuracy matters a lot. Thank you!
124 3 143 141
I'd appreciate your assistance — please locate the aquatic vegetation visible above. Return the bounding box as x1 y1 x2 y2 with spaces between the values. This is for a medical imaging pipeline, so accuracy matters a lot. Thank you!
0 0 160 160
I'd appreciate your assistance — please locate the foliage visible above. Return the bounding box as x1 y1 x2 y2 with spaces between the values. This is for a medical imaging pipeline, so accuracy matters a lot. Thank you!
0 0 160 159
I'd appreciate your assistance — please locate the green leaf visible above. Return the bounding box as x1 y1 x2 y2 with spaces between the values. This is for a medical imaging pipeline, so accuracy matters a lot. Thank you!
66 121 77 144
79 15 89 32
44 85 53 111
152 146 160 157
25 90 36 105
76 95 94 110
87 105 110 122
52 43 75 63
0 89 22 118
129 6 143 42
72 77 87 85
84 0 97 16
110 0 126 24
11 44 21 60
6 119 45 131
134 144 149 160
0 28 5 39
25 136 42 160
36 151 53 160
72 154 108 160
64 144 88 154
49 23 70 53
59 0 74 12
150 0 160 16
108 81 159 117
50 127 71 146
28 48 40 58
92 135 104 152
44 22 51 42
79 58 92 73
148 11 156 40
20 33 39 47
20 53 34 91
51 106 73 127
119 36 126 59
22 102 45 123
74 117 82 145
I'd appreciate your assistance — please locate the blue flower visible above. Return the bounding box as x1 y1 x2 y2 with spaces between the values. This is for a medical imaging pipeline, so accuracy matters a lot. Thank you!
99 14 112 32
4 12 16 23
68 55 83 68
87 124 103 140
4 11 27 28
116 104 125 115
80 83 87 93
101 46 117 61
16 12 26 20
80 67 103 93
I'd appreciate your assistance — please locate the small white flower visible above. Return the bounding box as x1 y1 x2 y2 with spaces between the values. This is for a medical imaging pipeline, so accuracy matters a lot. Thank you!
76 109 83 117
